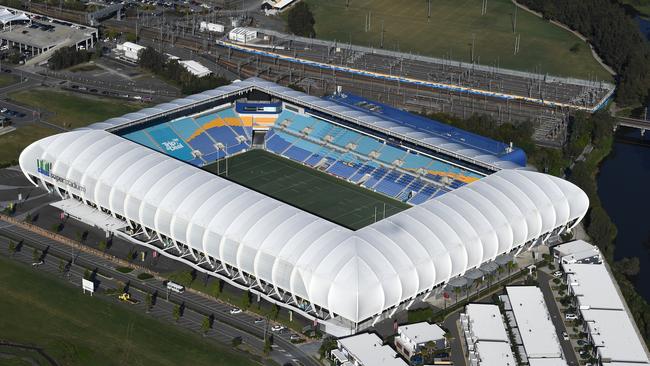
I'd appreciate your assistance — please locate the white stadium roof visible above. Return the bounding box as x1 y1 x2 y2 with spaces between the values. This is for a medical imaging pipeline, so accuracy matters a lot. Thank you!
19 125 589 324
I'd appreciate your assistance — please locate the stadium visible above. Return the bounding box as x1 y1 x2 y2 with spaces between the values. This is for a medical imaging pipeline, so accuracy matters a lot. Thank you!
19 78 589 336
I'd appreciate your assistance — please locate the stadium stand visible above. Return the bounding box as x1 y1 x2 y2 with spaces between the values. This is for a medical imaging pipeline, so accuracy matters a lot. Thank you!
119 101 486 205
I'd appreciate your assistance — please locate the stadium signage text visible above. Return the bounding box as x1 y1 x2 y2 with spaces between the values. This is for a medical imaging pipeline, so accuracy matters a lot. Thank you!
36 159 87 193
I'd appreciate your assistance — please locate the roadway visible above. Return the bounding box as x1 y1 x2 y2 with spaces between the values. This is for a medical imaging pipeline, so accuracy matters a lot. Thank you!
0 219 320 366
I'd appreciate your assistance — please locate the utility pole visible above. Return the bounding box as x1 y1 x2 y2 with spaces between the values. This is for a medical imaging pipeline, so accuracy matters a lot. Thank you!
513 4 518 33
471 33 475 63
380 20 385 49
427 0 431 21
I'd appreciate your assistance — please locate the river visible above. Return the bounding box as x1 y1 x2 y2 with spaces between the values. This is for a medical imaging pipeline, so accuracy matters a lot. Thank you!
597 127 650 301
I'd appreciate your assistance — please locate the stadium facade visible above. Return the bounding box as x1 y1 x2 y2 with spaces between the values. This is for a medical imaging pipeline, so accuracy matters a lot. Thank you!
19 78 589 336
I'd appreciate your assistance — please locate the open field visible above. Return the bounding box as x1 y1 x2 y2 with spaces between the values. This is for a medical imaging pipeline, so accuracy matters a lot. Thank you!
0 73 18 88
0 255 258 366
0 124 57 164
204 149 410 230
303 0 610 80
8 88 144 129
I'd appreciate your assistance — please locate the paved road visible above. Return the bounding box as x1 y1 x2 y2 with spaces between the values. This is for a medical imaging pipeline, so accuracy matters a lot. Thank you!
0 222 319 366
538 271 580 366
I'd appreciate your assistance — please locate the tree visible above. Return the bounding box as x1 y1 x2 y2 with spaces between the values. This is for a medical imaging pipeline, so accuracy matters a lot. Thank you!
614 257 641 278
318 336 337 360
32 247 39 262
453 286 461 303
201 314 212 335
506 260 517 274
474 277 483 296
7 240 15 255
264 334 273 354
145 292 153 312
83 268 91 280
173 304 181 321
497 265 505 279
486 273 496 289
241 290 251 309
58 259 65 273
98 240 107 254
49 46 92 70
287 2 316 37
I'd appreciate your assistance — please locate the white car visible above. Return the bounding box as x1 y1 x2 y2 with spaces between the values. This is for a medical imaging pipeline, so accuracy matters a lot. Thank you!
270 325 285 332
553 270 563 277
562 331 569 341
229 308 242 315
253 318 264 324
565 313 578 320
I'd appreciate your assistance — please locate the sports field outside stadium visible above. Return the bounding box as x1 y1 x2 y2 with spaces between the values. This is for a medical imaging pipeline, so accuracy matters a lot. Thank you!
204 149 410 230
302 0 611 80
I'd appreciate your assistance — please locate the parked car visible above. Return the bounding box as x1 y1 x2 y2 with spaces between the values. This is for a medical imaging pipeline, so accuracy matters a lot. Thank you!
253 318 264 324
270 325 285 332
561 331 569 341
565 313 579 320
553 270 563 277
229 308 242 315
290 334 301 341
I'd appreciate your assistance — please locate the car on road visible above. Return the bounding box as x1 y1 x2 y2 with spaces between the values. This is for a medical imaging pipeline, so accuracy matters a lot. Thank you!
271 325 285 332
253 318 264 324
565 313 579 320
0 108 7 113
289 334 301 341
553 270 563 277
31 260 44 266
561 331 569 340
229 308 242 315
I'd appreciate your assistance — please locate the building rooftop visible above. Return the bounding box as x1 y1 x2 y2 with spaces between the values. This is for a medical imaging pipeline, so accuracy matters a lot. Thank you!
179 60 211 77
582 309 650 364
563 263 624 310
397 322 446 344
506 286 563 359
528 358 569 366
337 333 408 366
475 341 516 366
554 240 601 264
465 304 509 342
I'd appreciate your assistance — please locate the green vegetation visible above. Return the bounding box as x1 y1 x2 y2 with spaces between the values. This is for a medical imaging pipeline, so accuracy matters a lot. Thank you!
49 47 93 70
302 0 610 79
138 47 228 95
287 2 316 37
520 0 649 106
0 73 17 88
7 89 143 129
0 344 54 366
137 272 154 280
205 149 410 230
620 0 650 17
116 266 134 273
0 124 58 167
0 255 258 366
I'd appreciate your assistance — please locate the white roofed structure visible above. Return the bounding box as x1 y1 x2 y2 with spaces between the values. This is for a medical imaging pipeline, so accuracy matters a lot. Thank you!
563 263 625 310
18 78 590 335
506 286 564 360
179 60 211 78
582 309 650 364
337 333 407 366
475 341 516 366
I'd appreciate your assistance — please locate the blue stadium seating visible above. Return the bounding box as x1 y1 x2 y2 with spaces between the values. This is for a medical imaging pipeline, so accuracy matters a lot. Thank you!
355 136 383 155
331 130 361 148
144 125 196 161
376 145 406 165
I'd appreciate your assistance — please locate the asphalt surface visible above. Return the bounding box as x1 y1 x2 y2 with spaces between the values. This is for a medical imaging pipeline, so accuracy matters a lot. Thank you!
538 270 580 366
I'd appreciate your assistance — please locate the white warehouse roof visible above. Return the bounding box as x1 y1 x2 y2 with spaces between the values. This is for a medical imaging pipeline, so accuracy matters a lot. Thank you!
397 322 446 344
338 333 407 366
506 286 564 359
465 304 510 342
582 309 650 364
563 263 625 310
475 341 516 366
179 60 211 78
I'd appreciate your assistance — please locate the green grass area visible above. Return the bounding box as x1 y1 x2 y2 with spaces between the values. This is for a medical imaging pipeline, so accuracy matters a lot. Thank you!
68 63 102 73
0 73 17 88
0 124 58 165
0 344 53 366
302 0 611 80
0 255 258 366
204 149 410 230
8 88 144 129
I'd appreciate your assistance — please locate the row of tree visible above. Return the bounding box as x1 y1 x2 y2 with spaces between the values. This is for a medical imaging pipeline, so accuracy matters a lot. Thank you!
49 46 93 70
138 47 228 94
519 0 650 106
287 2 316 38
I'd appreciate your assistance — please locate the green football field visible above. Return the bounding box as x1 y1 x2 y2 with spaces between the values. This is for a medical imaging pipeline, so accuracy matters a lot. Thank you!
302 0 611 80
203 149 410 230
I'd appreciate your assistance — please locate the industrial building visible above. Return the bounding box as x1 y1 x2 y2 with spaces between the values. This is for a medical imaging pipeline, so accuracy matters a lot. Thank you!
553 240 602 265
561 254 650 365
504 286 567 364
115 42 145 62
0 6 97 60
19 78 589 336
461 303 515 366
179 60 211 78
228 27 257 43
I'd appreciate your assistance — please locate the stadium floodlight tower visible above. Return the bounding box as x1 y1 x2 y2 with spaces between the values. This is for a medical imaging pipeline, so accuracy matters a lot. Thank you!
18 78 589 336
